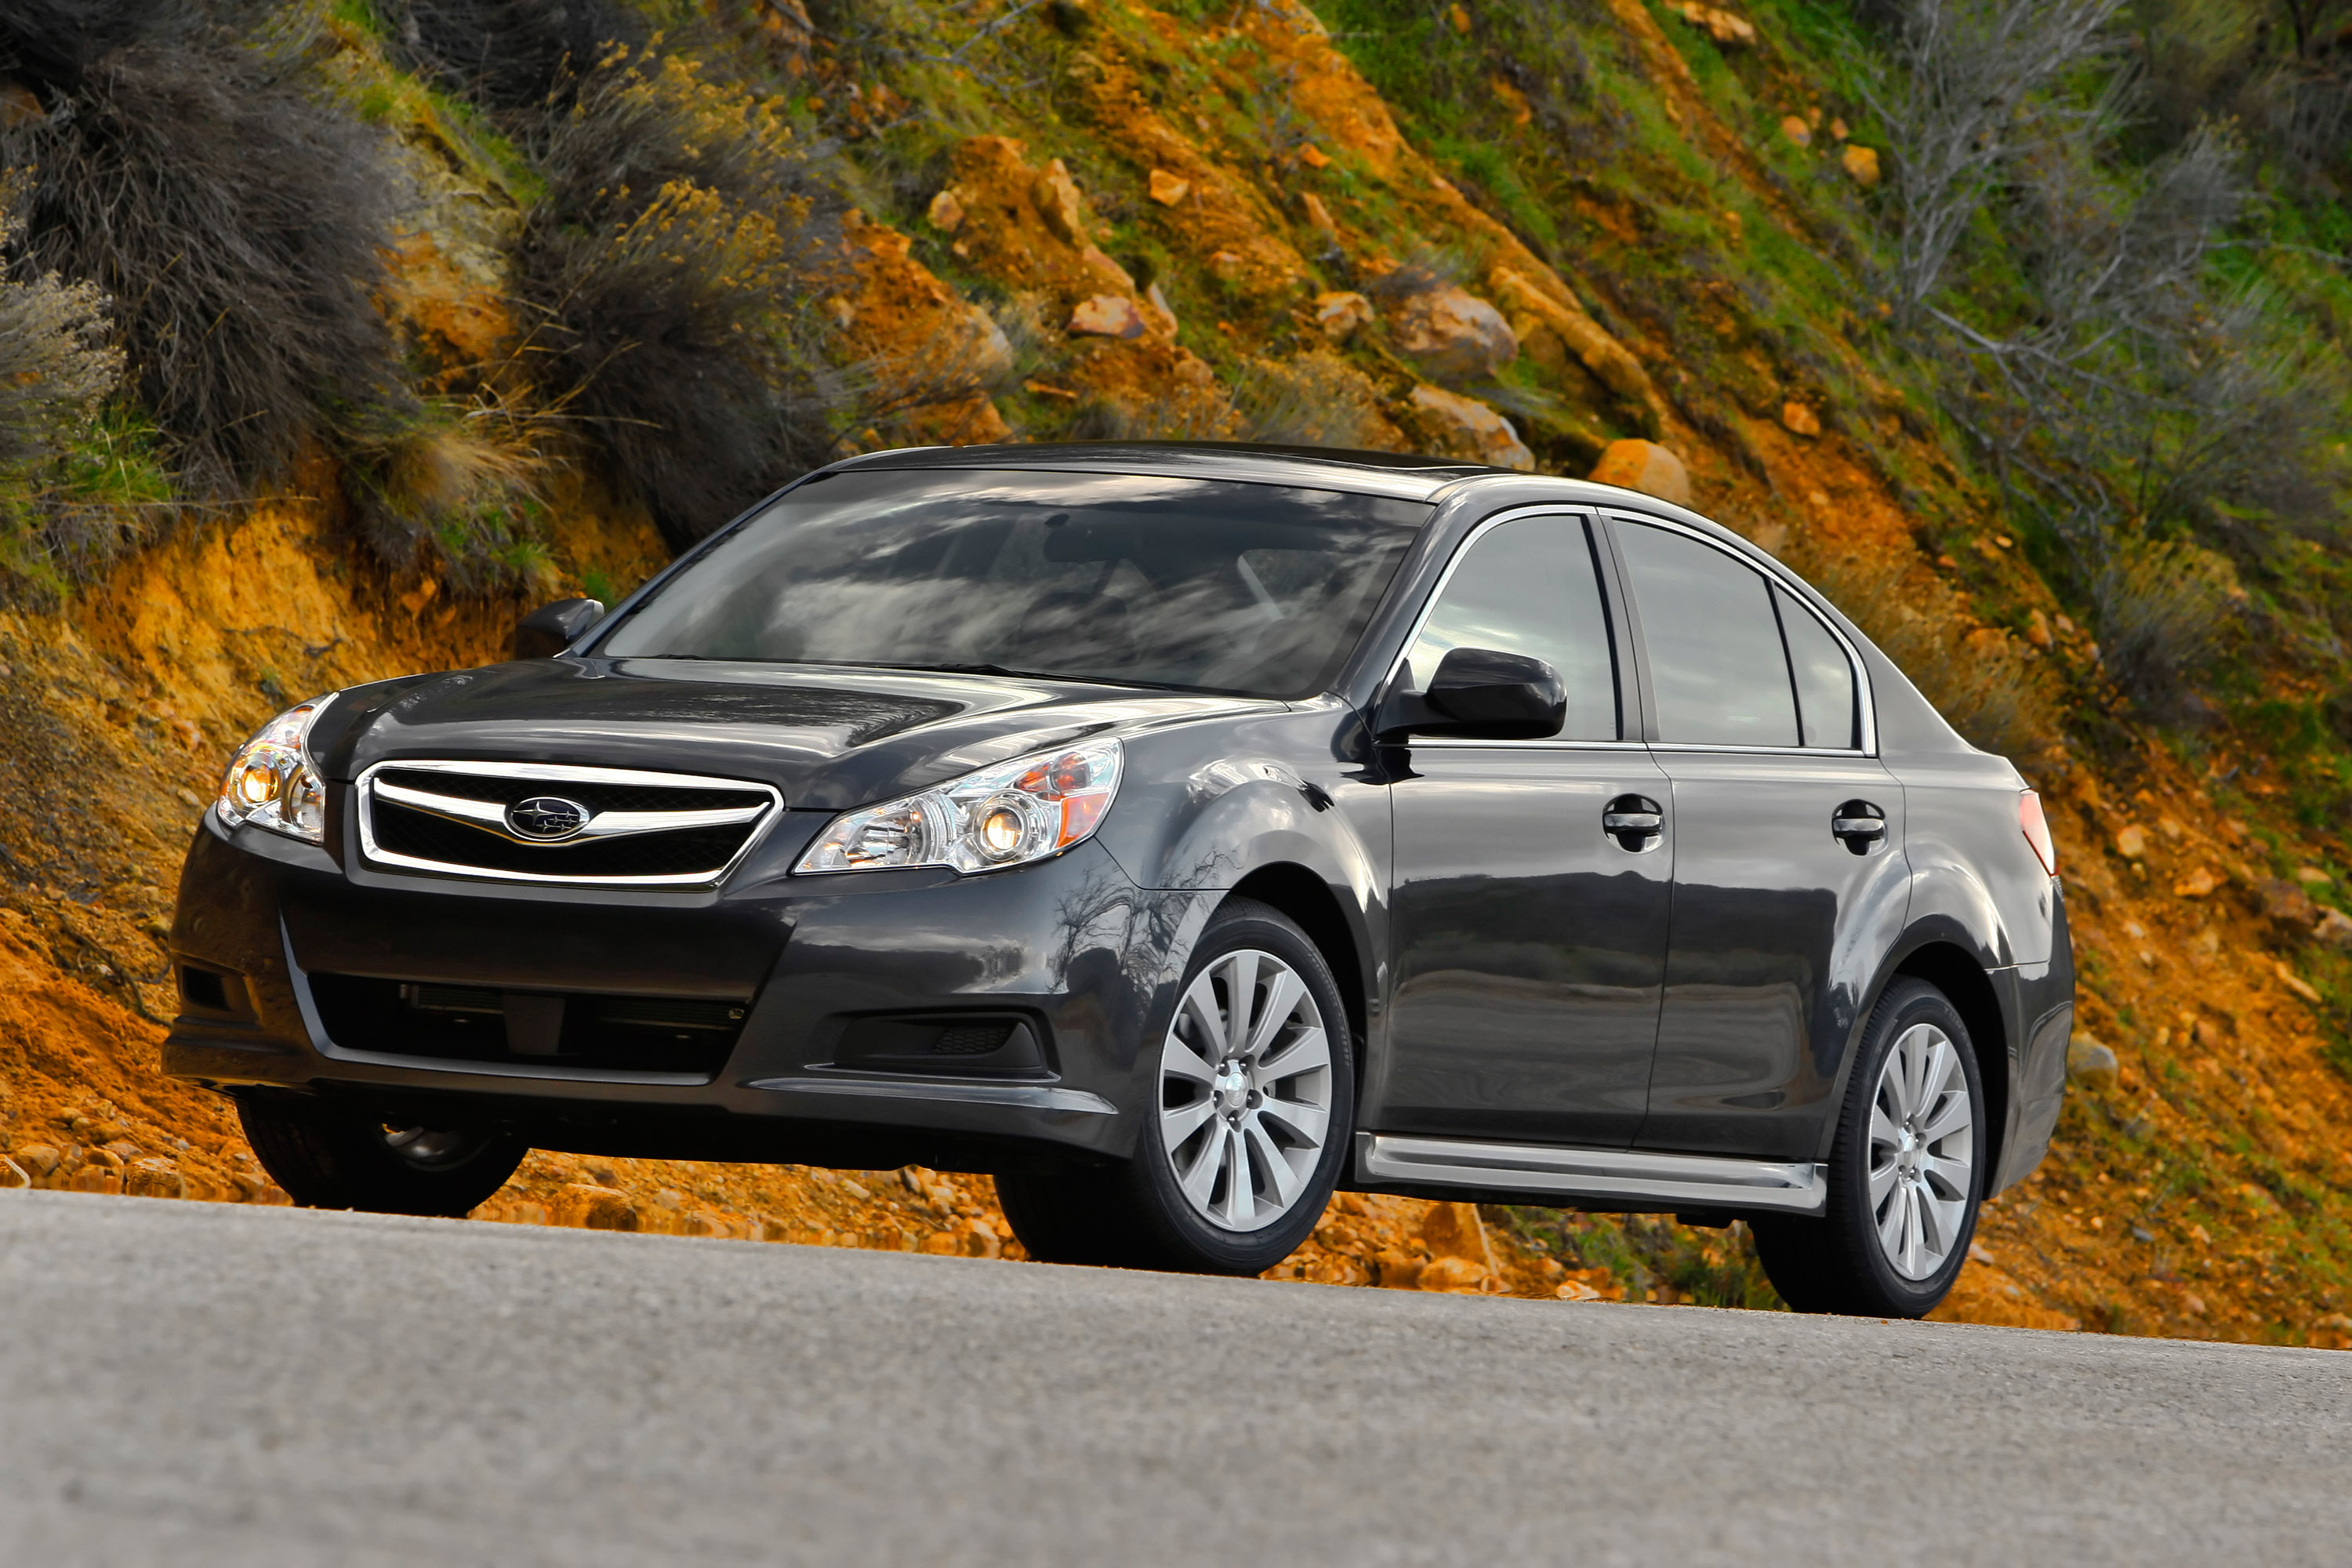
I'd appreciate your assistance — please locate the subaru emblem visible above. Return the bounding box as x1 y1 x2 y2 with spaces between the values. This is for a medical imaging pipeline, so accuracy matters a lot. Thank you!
506 796 592 841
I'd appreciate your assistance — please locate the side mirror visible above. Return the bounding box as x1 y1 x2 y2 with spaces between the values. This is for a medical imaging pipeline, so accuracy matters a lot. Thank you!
1378 647 1565 741
512 597 604 660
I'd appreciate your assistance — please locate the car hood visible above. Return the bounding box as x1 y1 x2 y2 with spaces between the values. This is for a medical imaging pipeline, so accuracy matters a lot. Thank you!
316 657 1270 810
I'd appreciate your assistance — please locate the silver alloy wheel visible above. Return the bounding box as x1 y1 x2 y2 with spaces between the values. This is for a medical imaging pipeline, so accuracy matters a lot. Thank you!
1867 1022 1976 1280
382 1126 472 1167
1158 948 1334 1233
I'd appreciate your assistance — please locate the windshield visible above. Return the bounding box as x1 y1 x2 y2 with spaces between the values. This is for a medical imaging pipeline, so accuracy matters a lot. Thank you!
596 468 1429 699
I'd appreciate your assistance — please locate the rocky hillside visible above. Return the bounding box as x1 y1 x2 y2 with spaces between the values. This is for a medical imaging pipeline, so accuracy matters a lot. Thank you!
4 0 2352 1339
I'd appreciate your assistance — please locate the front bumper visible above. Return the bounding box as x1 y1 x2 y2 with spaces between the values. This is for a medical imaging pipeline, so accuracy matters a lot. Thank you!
165 811 1213 1171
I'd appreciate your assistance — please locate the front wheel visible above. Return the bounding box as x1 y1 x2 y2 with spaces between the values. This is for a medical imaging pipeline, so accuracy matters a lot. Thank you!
1752 977 1985 1318
996 899 1355 1275
238 1095 528 1218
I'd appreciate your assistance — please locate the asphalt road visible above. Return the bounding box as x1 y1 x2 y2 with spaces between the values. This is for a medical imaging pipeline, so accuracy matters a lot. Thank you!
2 1189 2347 1566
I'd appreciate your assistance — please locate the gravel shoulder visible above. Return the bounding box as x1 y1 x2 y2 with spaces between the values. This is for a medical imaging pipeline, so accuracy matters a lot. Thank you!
2 1188 2345 1566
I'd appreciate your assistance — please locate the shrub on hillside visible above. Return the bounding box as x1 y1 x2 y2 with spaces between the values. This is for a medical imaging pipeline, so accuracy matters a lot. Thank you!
382 0 646 111
0 7 408 495
511 48 843 548
0 172 125 592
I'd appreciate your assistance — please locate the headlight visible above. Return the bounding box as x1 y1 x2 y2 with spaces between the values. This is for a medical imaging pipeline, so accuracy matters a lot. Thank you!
796 739 1123 876
215 695 338 845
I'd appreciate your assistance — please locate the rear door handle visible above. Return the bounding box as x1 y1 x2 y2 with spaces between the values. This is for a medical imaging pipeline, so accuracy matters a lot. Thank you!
1604 794 1664 852
1833 799 1887 854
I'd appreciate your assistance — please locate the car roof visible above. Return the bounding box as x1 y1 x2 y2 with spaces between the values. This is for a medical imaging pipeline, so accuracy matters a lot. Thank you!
820 441 1729 534
823 441 1504 503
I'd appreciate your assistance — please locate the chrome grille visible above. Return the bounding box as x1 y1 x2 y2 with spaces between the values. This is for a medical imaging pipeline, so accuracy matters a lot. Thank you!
355 760 781 886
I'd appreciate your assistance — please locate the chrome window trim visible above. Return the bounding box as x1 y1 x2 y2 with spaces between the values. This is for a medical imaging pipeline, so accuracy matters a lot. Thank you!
354 759 782 888
1602 509 1879 757
1378 503 1629 744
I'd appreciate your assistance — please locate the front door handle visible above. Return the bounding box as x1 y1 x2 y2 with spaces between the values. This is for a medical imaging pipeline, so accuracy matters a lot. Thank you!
1604 794 1664 853
1833 800 1887 855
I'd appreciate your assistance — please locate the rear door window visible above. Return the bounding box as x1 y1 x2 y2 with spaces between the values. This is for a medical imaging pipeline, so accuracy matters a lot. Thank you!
1398 514 1619 742
1613 521 1798 748
1775 585 1859 750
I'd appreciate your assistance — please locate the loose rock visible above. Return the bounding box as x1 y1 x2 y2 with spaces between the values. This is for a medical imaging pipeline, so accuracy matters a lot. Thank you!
1588 438 1692 506
1068 294 1147 339
1385 285 1517 381
1780 401 1821 437
1147 169 1190 206
1842 145 1882 187
1407 385 1534 470
2067 1034 2119 1088
1313 290 1374 340
1780 114 1812 148
926 188 966 232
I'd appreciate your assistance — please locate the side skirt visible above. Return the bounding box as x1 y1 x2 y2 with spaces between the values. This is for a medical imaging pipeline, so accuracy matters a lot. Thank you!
1352 1132 1828 1216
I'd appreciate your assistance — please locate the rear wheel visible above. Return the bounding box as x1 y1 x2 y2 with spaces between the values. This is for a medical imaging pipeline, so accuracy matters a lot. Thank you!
238 1096 528 1218
1752 978 1984 1318
996 899 1354 1275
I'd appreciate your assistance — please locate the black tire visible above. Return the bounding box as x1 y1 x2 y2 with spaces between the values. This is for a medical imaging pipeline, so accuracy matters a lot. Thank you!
1752 978 1987 1318
238 1095 528 1218
996 898 1356 1275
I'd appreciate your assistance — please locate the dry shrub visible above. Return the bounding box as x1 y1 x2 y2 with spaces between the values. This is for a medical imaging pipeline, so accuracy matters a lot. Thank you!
2088 534 2238 706
1233 352 1395 450
0 169 125 592
1799 547 2052 760
514 47 842 548
346 397 557 595
0 176 120 475
382 0 645 111
1 14 408 495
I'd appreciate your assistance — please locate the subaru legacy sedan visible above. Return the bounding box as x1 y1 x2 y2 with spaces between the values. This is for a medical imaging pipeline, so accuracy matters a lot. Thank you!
166 444 2071 1317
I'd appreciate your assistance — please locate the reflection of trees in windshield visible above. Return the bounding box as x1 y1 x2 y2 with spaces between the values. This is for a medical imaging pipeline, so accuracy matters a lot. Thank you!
599 470 1426 699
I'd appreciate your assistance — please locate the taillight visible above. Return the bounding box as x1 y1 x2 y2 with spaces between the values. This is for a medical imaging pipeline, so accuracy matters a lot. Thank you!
2020 789 2057 877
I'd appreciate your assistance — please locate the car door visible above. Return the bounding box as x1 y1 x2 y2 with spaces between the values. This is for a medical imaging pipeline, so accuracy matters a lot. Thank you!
1371 510 1673 1147
1607 514 1910 1162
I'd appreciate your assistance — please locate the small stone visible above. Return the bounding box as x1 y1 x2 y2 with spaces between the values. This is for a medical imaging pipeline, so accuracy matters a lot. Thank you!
1299 143 1331 169
1842 144 1882 187
1407 385 1534 470
13 1144 60 1177
1067 294 1147 339
176 789 202 809
2024 609 2053 648
1385 285 1518 381
2276 963 2322 1004
2171 866 2219 898
920 1232 962 1255
2113 824 2147 860
1830 116 1849 141
2314 908 2352 948
2067 1034 2119 1088
0 1156 27 1189
1555 1278 1602 1301
1417 1254 1494 1293
2130 1225 2155 1243
1146 169 1190 206
1031 158 1087 243
2297 865 2333 884
2181 1293 2206 1317
1419 1201 1496 1268
1300 191 1339 239
1779 114 1813 148
1588 438 1693 506
1967 1242 1995 1265
925 187 966 231
1780 400 1820 437
1312 290 1374 339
